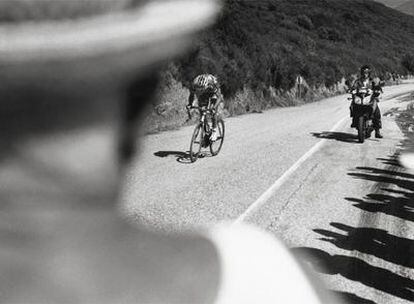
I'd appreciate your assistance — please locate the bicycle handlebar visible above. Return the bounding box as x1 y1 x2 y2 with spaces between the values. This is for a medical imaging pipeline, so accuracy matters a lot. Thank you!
188 106 216 114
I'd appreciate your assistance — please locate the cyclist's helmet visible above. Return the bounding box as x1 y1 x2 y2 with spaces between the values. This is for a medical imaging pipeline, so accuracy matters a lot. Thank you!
195 74 209 88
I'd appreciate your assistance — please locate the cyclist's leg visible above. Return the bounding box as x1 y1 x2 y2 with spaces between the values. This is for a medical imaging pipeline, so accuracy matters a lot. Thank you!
212 94 225 127
209 96 220 141
212 103 218 129
206 95 216 127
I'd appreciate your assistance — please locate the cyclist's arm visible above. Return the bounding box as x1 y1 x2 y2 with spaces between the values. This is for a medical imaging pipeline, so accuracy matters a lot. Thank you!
213 88 224 111
188 91 195 108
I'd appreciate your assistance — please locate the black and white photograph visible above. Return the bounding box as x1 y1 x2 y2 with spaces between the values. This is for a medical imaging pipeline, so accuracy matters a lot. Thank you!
1 0 414 303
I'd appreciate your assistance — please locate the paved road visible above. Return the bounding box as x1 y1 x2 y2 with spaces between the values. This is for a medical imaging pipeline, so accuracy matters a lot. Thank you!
122 82 414 303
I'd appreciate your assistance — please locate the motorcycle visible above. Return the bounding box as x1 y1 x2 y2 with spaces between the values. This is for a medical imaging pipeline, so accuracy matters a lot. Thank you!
349 88 374 143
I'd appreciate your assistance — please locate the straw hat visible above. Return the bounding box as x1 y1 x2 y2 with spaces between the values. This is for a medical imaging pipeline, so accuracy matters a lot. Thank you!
0 0 221 84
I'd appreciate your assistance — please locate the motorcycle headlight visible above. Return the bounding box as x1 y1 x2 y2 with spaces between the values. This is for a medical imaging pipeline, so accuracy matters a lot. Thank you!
354 98 362 105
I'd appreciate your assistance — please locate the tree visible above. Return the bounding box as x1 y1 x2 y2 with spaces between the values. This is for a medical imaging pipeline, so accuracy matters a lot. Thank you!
402 54 414 74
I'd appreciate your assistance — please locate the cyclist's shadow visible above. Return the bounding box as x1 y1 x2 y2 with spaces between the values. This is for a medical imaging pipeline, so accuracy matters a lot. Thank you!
154 151 212 164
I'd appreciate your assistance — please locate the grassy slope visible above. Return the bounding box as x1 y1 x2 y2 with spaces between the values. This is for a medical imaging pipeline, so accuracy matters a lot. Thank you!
175 0 414 94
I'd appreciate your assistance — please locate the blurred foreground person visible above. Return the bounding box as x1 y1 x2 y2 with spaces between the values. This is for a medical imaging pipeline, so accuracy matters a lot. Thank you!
0 0 326 303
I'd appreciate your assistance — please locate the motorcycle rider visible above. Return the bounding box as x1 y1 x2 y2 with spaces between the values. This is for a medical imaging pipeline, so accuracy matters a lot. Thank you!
350 65 383 138
187 73 223 141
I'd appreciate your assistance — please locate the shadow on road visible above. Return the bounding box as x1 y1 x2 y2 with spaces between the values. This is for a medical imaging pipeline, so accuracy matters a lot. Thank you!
346 162 414 222
294 156 414 303
154 151 191 163
311 132 358 143
377 157 401 167
293 247 414 301
346 190 414 222
154 150 212 164
314 223 414 269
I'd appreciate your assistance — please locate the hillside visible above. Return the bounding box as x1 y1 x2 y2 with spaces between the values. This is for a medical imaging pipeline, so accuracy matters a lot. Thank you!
177 0 414 93
144 0 414 132
396 0 414 15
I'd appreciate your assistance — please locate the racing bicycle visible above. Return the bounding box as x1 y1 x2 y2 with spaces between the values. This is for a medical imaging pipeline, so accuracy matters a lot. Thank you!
187 104 225 162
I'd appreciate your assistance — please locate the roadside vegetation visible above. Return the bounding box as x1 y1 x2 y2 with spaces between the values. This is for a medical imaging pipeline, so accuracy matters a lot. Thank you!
144 0 414 133
175 0 414 95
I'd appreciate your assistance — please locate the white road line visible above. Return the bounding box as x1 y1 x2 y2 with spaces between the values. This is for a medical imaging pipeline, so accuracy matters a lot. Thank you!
234 116 348 224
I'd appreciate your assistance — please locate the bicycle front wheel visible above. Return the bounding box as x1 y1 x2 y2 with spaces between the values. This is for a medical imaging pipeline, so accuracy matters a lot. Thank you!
190 124 203 162
210 119 225 156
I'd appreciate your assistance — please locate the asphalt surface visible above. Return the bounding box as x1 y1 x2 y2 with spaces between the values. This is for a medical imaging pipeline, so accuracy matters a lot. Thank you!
122 82 414 303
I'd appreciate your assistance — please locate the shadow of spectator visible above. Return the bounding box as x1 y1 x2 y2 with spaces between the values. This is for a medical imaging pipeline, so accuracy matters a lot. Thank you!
314 223 414 268
348 167 414 192
293 247 414 301
346 162 414 222
299 156 414 302
377 157 401 167
346 190 414 222
355 166 414 180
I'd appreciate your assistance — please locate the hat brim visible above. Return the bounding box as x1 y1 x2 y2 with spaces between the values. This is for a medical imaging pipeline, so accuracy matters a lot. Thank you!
0 0 220 73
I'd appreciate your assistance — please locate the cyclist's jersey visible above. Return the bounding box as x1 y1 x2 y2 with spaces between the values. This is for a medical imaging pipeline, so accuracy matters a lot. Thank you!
190 74 221 107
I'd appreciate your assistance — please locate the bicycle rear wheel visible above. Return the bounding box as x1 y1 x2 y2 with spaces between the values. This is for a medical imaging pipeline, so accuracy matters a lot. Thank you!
190 124 203 162
210 119 225 156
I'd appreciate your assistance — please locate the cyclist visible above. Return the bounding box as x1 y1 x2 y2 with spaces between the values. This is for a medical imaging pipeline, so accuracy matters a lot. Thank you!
187 73 223 141
350 65 383 138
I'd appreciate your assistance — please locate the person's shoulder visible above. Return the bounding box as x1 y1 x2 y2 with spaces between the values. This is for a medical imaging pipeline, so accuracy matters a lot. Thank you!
207 223 323 304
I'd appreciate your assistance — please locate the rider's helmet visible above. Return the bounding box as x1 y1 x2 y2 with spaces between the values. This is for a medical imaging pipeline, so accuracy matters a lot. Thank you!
195 74 210 89
360 65 371 77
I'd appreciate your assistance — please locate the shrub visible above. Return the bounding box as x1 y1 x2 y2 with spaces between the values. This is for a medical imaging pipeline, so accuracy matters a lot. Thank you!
402 54 414 73
296 14 314 30
317 26 344 42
